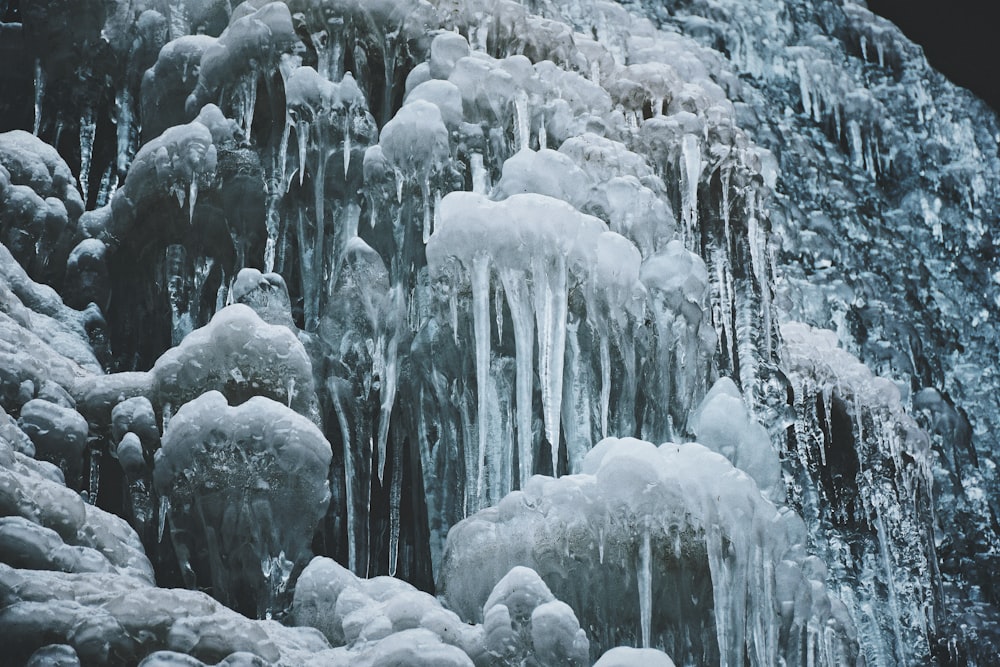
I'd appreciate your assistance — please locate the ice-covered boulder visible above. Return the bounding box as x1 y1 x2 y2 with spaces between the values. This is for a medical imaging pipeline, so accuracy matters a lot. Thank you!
154 391 332 617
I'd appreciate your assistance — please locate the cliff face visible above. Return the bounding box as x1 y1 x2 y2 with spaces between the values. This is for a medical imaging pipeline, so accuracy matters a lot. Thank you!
0 0 998 664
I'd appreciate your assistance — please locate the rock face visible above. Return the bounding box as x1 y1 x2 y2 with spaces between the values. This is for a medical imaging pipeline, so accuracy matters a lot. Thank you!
0 0 998 665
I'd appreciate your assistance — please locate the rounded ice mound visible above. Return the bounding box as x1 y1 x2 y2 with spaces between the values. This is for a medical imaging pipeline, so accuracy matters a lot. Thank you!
185 2 297 117
292 555 484 658
593 646 676 667
231 268 295 329
483 566 588 666
151 303 315 417
153 391 332 617
689 377 784 501
18 399 89 488
492 148 590 207
439 436 857 665
378 99 451 177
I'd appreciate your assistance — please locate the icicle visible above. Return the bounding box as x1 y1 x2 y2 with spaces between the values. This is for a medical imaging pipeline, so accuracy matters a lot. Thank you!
116 88 134 175
79 110 97 200
494 279 504 343
343 115 352 177
169 0 189 40
188 181 198 223
331 389 358 572
514 89 530 152
680 134 701 241
533 254 568 474
376 334 399 483
157 496 170 543
278 116 291 188
501 268 535 487
471 153 488 194
652 96 664 117
847 119 864 170
87 447 101 504
297 120 309 185
539 115 547 150
243 76 258 135
33 59 44 136
797 59 812 118
388 435 403 577
599 332 611 438
638 525 653 648
471 255 492 500
422 177 433 244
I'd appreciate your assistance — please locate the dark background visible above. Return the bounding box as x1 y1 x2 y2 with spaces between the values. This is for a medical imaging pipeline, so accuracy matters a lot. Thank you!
865 0 999 114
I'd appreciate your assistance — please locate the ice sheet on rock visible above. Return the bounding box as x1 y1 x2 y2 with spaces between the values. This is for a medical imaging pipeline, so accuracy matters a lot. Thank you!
64 238 110 312
780 322 936 663
0 515 113 575
404 80 465 130
154 391 331 617
440 436 857 666
378 100 451 219
429 32 471 80
492 148 591 209
151 304 317 419
292 555 586 666
0 435 154 582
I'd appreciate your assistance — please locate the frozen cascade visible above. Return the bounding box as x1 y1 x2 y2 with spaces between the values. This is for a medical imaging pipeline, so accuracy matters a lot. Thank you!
1 0 1000 663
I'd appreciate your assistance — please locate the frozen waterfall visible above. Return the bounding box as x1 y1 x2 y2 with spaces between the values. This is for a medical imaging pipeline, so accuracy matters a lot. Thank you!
1 0 999 664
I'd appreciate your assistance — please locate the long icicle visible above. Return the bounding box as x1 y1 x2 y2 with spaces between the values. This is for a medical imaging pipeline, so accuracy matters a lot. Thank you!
471 255 492 503
501 268 535 488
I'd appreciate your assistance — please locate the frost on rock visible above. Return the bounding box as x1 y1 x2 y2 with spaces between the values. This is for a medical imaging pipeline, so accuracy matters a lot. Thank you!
440 437 858 666
780 322 938 665
153 391 332 618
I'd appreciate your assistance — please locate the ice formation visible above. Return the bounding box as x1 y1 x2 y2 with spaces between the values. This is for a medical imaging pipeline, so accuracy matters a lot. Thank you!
1 0 999 664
